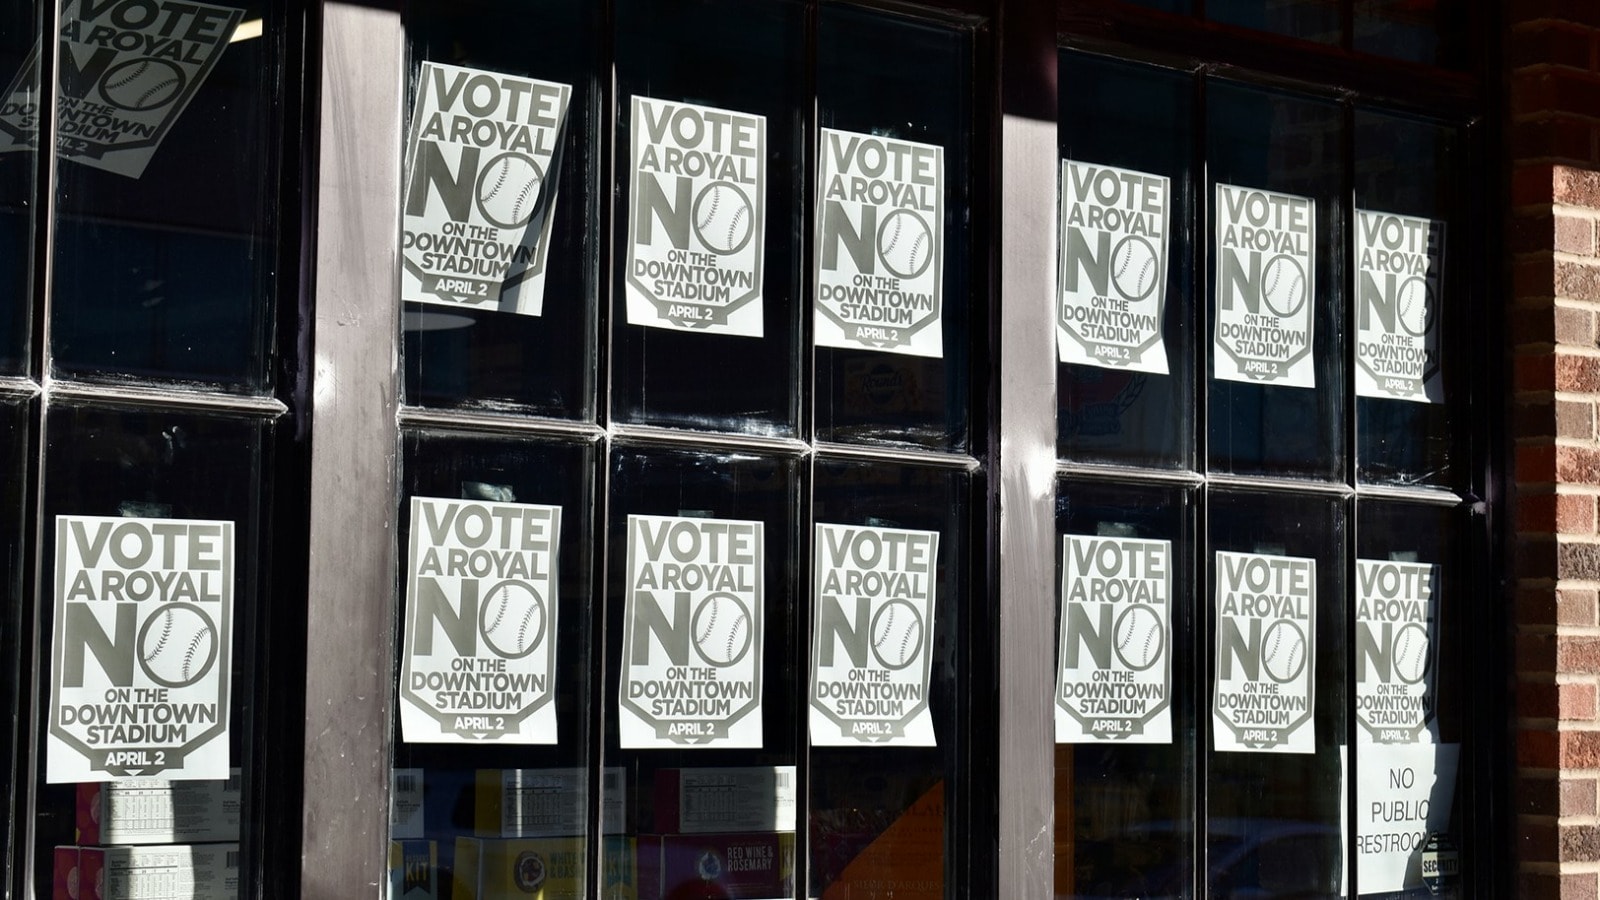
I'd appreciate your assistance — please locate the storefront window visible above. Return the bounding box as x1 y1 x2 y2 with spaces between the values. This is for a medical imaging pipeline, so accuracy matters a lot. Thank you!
0 0 36 377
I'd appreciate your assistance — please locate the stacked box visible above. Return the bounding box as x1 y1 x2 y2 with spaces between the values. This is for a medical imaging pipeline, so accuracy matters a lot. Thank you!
76 770 241 845
57 843 239 900
473 768 626 837
654 767 796 834
637 832 794 900
454 836 637 900
388 840 439 900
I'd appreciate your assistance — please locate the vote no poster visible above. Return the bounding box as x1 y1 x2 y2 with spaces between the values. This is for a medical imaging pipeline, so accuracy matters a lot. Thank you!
1057 160 1171 374
1357 558 1440 745
1356 210 1445 403
620 514 764 748
1056 535 1172 744
625 96 766 337
814 128 944 358
1346 743 1459 895
0 0 242 179
1212 550 1316 754
1214 184 1317 388
49 515 234 782
401 62 571 316
400 497 561 744
810 523 940 747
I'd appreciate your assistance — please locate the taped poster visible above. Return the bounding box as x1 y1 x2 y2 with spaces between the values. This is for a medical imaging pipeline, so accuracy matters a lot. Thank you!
401 62 571 316
809 523 940 747
1213 184 1317 387
1057 160 1171 374
813 128 944 357
1212 550 1316 754
1356 558 1440 744
400 497 561 744
1355 210 1445 403
1055 535 1172 744
620 514 764 748
625 96 766 337
0 0 243 179
49 515 234 782
1342 743 1459 895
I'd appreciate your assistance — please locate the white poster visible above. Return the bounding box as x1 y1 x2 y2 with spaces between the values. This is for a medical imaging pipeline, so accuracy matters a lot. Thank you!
809 523 940 747
49 516 234 782
1057 160 1171 374
1356 558 1440 745
401 62 571 316
0 0 242 179
1213 550 1316 754
1055 535 1172 744
1214 183 1317 388
625 96 766 337
400 497 561 744
1355 210 1445 403
814 128 944 357
620 514 764 748
1345 743 1459 895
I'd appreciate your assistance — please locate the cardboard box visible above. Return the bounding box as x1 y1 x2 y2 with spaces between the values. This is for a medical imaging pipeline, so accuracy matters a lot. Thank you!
53 847 83 900
654 767 796 835
76 770 241 846
637 832 794 900
391 768 425 840
78 843 239 900
453 836 637 900
388 840 438 900
473 768 625 837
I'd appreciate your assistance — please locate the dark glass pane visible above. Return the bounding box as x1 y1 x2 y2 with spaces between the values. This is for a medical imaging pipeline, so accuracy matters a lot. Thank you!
1209 0 1341 45
1 399 29 890
1206 490 1347 897
1207 81 1345 481
1122 0 1193 12
612 0 804 436
0 0 37 376
1058 52 1195 470
402 0 600 418
1355 0 1471 69
392 431 598 897
1355 111 1460 489
809 460 970 898
50 2 280 390
1054 479 1196 899
814 7 974 453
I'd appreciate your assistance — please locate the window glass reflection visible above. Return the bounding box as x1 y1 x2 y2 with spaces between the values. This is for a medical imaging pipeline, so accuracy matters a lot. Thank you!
0 0 36 376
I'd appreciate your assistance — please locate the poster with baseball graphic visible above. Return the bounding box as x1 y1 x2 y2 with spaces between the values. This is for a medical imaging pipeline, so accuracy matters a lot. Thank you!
1058 161 1171 374
813 129 944 358
1212 550 1317 754
1214 184 1317 388
620 514 764 748
48 515 234 782
625 96 766 337
1355 210 1445 403
1055 535 1172 744
400 497 562 744
0 0 243 179
809 523 940 747
401 62 571 316
1356 558 1440 744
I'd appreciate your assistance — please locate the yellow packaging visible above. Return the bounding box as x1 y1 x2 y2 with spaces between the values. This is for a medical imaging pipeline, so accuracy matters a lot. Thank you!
387 840 437 900
453 837 637 900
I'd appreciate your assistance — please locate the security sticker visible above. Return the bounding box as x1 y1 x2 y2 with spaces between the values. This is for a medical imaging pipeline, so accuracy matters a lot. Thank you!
814 128 944 357
1212 550 1316 754
1356 559 1440 744
401 62 572 316
1058 161 1171 374
620 514 764 748
1355 210 1445 403
400 497 561 744
1213 184 1317 387
625 96 766 337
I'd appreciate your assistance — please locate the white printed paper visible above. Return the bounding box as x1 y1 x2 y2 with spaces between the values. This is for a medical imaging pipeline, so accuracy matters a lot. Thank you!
1058 160 1171 374
401 63 571 316
625 96 766 336
49 515 234 782
1055 535 1172 744
1213 551 1316 754
500 768 625 836
670 766 797 833
810 523 940 746
620 515 764 748
401 497 561 744
814 129 944 357
0 0 242 179
1356 559 1440 744
1214 184 1317 387
1344 743 1459 895
1355 210 1445 403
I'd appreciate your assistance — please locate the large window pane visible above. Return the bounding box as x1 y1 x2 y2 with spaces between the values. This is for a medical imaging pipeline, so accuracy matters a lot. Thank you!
0 0 37 376
1 398 30 890
1355 0 1471 69
1209 0 1341 45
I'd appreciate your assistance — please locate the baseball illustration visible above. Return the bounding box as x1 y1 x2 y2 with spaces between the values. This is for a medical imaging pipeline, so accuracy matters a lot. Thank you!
871 598 926 671
1396 276 1434 337
877 209 934 280
692 180 755 254
137 603 219 688
1392 622 1431 684
1111 235 1160 302
1261 254 1308 317
99 58 186 112
1113 604 1164 671
691 592 753 667
475 152 545 230
1261 619 1308 684
478 580 547 659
